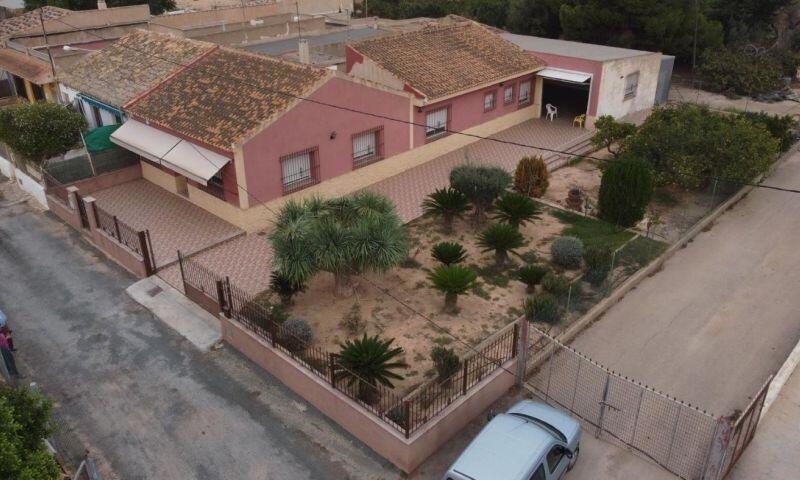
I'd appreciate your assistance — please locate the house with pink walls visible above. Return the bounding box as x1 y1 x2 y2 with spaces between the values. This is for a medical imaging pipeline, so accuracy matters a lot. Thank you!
108 41 412 228
345 19 546 148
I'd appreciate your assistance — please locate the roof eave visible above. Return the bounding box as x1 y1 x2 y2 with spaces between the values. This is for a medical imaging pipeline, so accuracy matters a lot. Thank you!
414 65 545 106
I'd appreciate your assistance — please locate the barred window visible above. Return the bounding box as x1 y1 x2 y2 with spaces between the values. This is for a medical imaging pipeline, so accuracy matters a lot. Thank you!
518 81 531 105
504 85 514 104
352 128 382 168
624 72 639 99
484 91 495 111
281 148 318 193
426 107 448 138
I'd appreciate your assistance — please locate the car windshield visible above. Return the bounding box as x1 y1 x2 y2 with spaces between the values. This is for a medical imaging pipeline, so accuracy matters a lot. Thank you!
508 413 567 443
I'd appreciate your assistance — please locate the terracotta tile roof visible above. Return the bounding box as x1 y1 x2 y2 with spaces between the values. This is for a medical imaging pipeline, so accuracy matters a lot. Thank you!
0 48 53 84
61 30 217 108
350 20 545 100
127 47 330 152
0 7 71 38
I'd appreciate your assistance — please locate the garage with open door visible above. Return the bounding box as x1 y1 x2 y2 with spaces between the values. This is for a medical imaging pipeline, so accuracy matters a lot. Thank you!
538 68 592 126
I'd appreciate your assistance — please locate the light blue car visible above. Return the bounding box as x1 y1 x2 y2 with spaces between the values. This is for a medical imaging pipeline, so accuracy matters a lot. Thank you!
443 400 581 480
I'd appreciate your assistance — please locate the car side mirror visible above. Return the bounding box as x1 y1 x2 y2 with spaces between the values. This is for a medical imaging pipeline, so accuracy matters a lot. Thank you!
487 410 497 422
563 448 574 459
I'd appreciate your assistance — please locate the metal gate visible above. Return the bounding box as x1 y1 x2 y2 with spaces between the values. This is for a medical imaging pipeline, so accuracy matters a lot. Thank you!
716 376 772 478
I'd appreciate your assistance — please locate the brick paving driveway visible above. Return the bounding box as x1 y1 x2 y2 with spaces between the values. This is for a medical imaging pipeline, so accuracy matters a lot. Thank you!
92 179 243 268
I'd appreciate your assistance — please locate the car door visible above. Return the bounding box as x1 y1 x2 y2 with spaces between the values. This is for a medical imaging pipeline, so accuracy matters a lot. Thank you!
529 463 547 480
545 444 570 479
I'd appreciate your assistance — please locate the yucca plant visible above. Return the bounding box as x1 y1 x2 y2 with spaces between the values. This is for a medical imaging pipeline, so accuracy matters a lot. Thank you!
430 346 460 382
269 270 307 307
524 294 561 324
428 264 478 313
431 241 468 266
477 223 526 268
422 187 471 233
492 192 542 228
517 264 549 293
336 334 408 402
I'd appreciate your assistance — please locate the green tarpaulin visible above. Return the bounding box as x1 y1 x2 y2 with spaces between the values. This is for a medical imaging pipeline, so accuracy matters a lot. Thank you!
83 124 120 153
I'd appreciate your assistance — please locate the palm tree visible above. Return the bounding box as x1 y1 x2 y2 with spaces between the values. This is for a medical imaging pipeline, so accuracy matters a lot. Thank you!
270 192 409 296
428 264 478 313
336 334 408 402
431 241 468 266
422 187 471 233
493 192 542 228
269 270 306 307
477 223 526 268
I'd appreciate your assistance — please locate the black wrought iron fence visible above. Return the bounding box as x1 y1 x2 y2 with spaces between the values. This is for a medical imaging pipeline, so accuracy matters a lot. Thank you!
93 205 143 256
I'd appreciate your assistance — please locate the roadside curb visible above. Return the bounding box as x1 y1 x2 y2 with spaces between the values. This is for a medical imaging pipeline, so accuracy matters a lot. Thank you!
761 335 800 418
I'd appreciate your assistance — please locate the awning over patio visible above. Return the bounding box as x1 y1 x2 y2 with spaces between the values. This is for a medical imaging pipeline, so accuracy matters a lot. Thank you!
110 119 230 185
538 68 591 84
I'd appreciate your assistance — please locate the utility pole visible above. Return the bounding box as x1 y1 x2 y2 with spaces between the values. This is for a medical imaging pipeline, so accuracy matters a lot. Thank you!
39 7 57 86
515 316 529 386
691 0 699 75
296 2 302 39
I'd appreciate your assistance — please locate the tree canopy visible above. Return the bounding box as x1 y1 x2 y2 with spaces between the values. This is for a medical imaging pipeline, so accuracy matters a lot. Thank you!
0 386 60 480
25 0 175 15
0 103 85 163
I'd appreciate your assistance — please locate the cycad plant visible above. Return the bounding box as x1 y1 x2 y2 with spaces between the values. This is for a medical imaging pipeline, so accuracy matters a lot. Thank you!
269 270 306 307
422 187 471 233
477 223 526 268
517 264 549 293
428 264 478 313
431 241 468 266
336 334 408 402
492 192 542 228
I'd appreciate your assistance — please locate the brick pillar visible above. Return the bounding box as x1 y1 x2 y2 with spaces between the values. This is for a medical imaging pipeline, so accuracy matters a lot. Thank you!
66 186 79 211
82 196 98 233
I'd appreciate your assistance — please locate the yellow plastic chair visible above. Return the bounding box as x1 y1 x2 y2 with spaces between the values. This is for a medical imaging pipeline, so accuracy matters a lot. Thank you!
573 114 586 128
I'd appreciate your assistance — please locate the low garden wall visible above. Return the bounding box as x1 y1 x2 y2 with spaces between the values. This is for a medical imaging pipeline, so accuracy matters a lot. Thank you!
220 314 517 473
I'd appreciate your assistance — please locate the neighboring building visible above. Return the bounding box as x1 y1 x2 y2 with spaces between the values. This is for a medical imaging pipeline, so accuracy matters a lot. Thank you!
500 33 664 126
346 20 546 147
59 30 216 129
110 45 411 228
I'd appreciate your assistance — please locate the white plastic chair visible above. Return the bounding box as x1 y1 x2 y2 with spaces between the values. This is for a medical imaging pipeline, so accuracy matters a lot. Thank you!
545 103 558 122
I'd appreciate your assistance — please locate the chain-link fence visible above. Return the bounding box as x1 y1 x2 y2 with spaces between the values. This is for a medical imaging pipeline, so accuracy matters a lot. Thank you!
43 148 138 185
525 328 720 480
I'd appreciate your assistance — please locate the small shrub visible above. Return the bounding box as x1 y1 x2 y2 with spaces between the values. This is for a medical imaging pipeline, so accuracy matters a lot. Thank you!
477 223 526 267
591 115 636 155
524 294 561 324
270 270 306 307
517 264 549 293
431 241 468 265
279 317 314 352
542 271 570 297
513 155 549 197
430 346 460 381
583 246 614 286
340 302 365 334
737 111 798 152
598 159 654 227
241 295 289 329
450 164 512 224
492 191 542 228
698 47 784 96
551 236 583 269
428 264 478 312
422 187 471 233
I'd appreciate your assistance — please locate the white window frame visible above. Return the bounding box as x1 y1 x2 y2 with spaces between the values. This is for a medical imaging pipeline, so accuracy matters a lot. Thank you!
483 91 495 112
504 85 514 104
624 72 639 99
518 80 531 105
425 107 448 139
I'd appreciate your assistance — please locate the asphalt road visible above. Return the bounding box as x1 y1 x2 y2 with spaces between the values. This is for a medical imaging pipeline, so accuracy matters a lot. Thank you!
571 149 800 416
0 198 399 479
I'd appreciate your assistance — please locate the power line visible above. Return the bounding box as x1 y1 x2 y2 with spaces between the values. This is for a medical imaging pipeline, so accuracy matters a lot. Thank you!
47 15 800 196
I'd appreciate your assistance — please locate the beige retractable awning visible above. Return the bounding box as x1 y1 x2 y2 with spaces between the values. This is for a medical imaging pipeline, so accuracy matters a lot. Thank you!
538 68 592 84
110 119 230 185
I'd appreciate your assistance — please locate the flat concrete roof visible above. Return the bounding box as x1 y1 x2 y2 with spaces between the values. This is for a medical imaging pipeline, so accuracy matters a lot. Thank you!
243 26 389 56
500 32 655 62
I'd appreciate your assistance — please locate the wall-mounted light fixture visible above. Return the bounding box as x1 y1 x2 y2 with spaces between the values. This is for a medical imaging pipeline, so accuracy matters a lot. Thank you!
417 106 423 113
330 131 337 140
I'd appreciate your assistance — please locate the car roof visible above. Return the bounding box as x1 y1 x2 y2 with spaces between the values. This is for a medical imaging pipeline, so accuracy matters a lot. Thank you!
449 413 552 480
506 401 580 443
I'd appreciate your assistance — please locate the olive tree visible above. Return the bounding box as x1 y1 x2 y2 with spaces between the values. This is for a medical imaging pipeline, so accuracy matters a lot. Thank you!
449 164 512 225
0 103 85 163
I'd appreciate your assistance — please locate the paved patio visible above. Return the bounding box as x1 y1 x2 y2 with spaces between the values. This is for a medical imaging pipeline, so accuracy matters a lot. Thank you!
91 179 243 268
368 118 591 221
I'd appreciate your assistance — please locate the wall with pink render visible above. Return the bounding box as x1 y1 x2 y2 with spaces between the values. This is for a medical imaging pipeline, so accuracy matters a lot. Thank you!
412 73 537 148
242 76 411 203
524 51 602 116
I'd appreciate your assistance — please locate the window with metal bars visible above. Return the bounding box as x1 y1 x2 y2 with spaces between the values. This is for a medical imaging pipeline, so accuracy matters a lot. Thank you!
426 107 448 139
504 85 514 104
483 91 496 112
281 147 319 194
352 128 382 168
518 80 531 105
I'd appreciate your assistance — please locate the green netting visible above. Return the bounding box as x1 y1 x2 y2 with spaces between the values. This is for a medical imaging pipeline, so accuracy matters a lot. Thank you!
83 124 120 153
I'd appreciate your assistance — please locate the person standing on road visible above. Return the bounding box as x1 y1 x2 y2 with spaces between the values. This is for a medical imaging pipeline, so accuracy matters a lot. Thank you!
0 308 13 351
0 329 19 379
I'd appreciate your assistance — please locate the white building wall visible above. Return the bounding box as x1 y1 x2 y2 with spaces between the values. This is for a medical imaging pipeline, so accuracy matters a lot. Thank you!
596 53 661 120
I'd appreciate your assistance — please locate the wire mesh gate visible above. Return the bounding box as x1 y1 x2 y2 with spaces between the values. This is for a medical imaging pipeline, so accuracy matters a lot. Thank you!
716 376 772 478
526 328 721 480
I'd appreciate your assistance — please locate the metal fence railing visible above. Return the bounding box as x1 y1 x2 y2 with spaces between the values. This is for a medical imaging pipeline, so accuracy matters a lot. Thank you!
178 253 519 438
93 205 143 256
